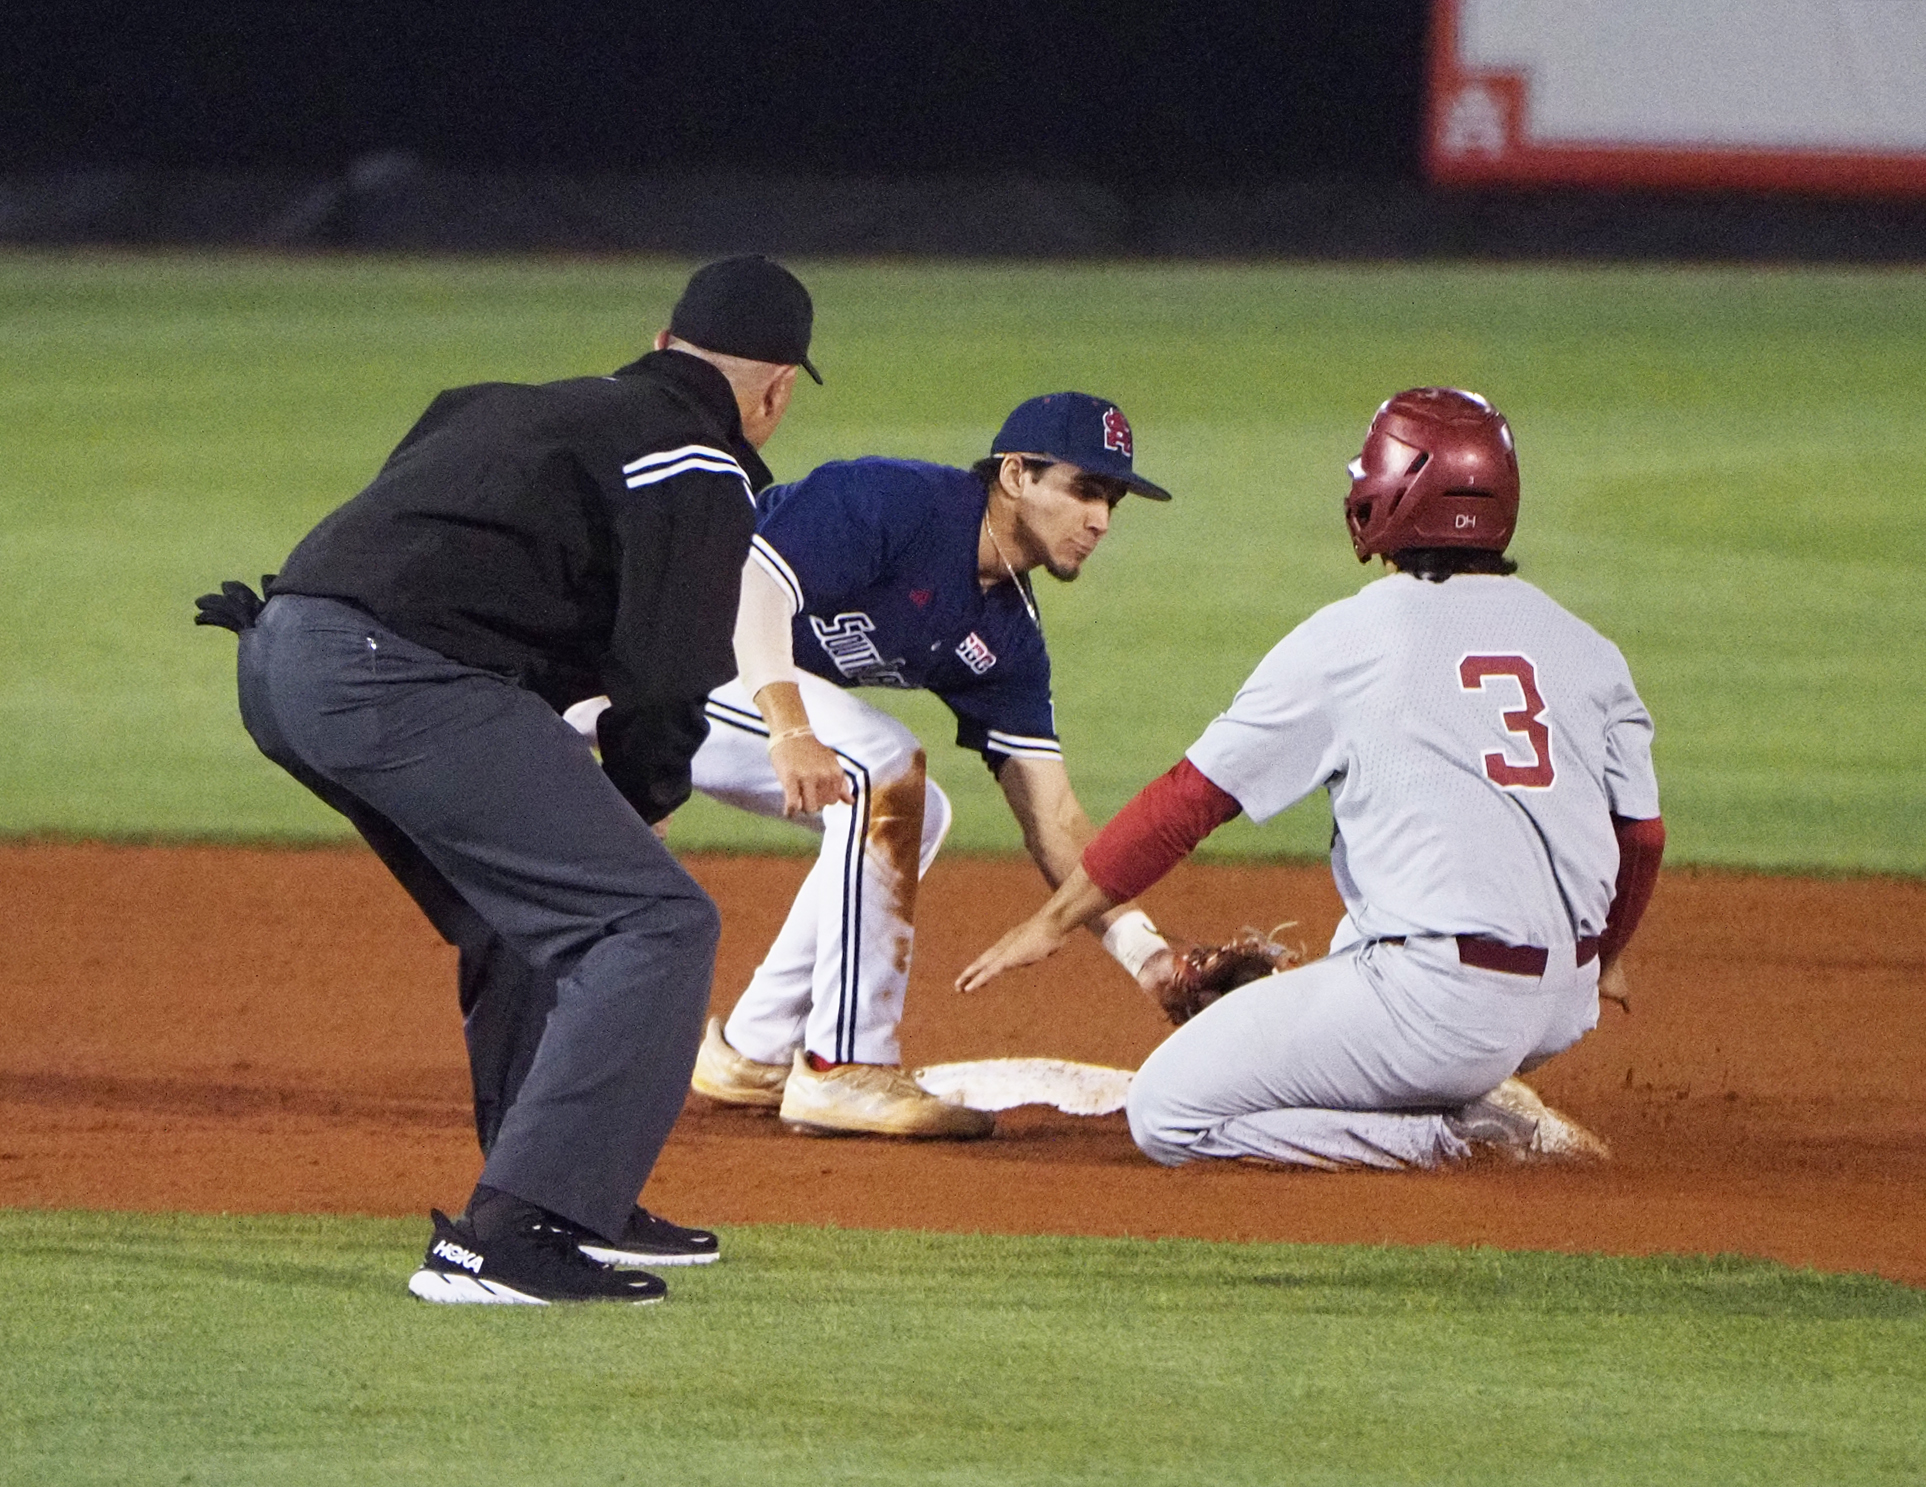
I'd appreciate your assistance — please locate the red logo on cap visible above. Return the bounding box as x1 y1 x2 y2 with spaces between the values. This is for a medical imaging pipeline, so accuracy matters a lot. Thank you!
1101 406 1132 458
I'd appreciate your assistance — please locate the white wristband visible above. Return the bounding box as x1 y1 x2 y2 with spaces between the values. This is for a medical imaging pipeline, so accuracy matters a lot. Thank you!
1101 909 1169 980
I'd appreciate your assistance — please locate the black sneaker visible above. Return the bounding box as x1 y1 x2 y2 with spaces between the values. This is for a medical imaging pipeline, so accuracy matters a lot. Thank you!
407 1208 668 1305
576 1205 720 1268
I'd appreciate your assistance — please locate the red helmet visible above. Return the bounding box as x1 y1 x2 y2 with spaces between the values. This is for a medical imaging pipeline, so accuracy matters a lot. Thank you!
1343 387 1519 562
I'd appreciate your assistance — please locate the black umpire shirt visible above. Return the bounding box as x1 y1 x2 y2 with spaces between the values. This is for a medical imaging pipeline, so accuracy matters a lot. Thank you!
272 349 769 824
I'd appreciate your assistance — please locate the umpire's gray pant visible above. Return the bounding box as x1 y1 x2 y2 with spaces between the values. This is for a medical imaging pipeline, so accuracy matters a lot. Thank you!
237 595 716 1240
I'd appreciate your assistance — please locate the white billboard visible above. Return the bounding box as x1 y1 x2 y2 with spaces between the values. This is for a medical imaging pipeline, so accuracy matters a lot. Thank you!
1428 0 1926 194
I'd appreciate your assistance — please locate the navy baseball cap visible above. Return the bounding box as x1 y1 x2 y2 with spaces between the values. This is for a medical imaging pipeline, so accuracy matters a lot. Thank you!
670 256 822 384
990 392 1172 501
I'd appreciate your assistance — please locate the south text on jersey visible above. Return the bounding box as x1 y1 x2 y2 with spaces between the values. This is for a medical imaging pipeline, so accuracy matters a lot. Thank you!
810 612 910 688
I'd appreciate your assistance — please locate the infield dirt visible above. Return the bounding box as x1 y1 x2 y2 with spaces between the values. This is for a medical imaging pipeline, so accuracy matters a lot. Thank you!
4 843 1922 1284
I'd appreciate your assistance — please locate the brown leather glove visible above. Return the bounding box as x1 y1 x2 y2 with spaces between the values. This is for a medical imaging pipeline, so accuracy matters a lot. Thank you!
1140 926 1299 1026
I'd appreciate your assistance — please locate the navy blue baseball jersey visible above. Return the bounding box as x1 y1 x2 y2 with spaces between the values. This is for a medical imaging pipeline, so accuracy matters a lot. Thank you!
749 457 1060 767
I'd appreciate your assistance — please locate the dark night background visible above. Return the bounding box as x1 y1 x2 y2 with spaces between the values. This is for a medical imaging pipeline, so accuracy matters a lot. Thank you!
4 0 1428 184
8 0 1921 259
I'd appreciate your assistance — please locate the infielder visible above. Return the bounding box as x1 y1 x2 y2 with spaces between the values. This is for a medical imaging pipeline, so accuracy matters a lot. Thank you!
961 387 1666 1168
635 393 1177 1137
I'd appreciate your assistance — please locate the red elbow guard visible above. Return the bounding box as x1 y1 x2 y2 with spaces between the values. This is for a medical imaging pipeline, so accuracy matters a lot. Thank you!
1081 758 1242 903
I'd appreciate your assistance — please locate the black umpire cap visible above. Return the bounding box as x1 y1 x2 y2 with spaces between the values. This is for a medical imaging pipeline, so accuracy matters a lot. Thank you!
670 256 822 384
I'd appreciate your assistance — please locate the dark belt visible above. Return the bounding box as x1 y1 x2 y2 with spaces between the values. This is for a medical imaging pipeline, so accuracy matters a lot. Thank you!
1381 935 1600 976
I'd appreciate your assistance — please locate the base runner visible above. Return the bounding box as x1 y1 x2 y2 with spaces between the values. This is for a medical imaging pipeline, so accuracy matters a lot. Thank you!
960 388 1666 1168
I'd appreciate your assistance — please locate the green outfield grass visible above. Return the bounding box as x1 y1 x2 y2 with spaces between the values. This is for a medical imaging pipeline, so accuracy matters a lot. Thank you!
2 253 1922 870
3 1210 1921 1486
8 256 1921 1487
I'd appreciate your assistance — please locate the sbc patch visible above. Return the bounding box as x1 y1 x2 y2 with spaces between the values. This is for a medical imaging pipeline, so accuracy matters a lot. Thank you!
955 632 996 675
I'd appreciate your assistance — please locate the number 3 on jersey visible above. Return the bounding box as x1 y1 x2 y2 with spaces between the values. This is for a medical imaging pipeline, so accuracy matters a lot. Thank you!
1458 654 1555 789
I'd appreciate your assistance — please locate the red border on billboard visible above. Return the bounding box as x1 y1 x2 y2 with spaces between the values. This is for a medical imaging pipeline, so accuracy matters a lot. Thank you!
1425 0 1926 197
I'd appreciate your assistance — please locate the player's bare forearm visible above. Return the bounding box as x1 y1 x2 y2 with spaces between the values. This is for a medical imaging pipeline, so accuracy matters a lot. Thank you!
1597 957 1632 1013
754 680 852 815
956 864 1119 993
751 679 809 733
995 756 1131 934
1594 814 1662 1013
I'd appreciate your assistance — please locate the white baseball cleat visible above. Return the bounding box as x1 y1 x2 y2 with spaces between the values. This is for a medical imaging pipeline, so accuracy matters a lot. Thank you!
779 1051 996 1139
690 1017 790 1108
1449 1077 1611 1163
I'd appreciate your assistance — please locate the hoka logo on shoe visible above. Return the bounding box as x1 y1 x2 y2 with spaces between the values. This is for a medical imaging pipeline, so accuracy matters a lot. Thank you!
432 1238 484 1273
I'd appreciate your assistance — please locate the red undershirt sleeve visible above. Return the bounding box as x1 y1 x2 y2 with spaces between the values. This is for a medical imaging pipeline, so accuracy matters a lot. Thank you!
1081 758 1243 904
1599 814 1666 963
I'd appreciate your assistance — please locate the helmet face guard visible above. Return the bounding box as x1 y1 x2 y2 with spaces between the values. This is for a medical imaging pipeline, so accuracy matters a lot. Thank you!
1344 388 1520 562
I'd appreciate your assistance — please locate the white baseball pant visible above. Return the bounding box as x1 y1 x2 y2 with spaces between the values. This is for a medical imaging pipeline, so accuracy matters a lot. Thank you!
1126 933 1600 1169
692 675 953 1067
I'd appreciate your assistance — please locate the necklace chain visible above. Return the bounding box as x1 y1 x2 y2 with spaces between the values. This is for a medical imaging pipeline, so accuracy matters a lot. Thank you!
984 513 1041 628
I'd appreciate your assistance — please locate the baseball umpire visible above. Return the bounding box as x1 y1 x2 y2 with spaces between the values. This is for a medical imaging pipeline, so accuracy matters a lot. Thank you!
961 387 1667 1169
195 256 817 1302
567 393 1181 1137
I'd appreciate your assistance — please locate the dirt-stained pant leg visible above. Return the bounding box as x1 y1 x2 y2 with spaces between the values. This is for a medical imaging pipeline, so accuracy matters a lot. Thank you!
238 595 716 1241
693 676 952 1067
1126 937 1595 1170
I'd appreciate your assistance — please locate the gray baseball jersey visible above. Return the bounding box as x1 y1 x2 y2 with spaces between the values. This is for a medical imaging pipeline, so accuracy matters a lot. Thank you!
1186 573 1659 953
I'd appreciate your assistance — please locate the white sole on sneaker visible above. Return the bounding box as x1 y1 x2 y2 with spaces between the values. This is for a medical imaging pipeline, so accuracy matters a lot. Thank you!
578 1244 718 1268
406 1268 666 1305
408 1269 549 1305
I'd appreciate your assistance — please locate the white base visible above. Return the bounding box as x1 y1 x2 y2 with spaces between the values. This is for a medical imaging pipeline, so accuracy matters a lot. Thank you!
912 1057 1134 1115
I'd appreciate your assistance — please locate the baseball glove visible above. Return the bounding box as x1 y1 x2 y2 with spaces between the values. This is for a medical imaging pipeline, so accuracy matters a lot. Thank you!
1146 925 1300 1026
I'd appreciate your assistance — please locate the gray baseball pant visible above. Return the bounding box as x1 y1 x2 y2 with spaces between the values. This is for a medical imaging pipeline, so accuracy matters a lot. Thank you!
1126 935 1599 1169
236 595 716 1240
